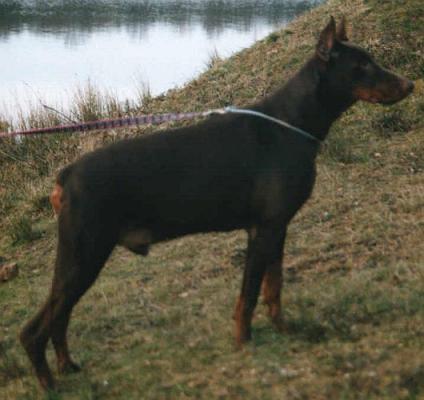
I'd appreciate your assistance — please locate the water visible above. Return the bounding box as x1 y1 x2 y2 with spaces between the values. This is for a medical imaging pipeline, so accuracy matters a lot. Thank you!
0 1 321 117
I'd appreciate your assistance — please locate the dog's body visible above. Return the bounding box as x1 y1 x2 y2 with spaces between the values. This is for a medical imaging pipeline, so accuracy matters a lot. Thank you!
21 18 413 390
56 105 317 245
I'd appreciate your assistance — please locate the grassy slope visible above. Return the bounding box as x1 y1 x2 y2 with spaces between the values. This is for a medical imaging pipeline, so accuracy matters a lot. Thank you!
1 0 424 398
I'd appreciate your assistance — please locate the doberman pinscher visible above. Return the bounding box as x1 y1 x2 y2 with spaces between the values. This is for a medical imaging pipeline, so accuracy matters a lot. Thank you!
20 17 413 390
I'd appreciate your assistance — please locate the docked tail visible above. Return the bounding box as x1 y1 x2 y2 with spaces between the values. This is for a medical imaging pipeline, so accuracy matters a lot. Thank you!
50 164 73 215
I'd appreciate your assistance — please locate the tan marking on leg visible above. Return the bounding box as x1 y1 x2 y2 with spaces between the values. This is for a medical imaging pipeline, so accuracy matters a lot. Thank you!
52 312 81 374
262 262 284 332
234 296 252 346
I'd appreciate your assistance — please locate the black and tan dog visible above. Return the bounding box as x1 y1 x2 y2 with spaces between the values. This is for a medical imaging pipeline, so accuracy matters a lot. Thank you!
21 17 413 390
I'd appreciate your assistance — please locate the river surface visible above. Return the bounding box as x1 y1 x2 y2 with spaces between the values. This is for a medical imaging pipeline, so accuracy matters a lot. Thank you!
0 0 321 117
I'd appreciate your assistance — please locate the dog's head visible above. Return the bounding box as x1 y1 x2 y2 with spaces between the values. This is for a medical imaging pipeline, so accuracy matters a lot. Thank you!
315 17 414 105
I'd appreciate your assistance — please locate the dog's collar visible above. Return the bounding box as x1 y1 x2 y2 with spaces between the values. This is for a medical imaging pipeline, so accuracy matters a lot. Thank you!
207 106 321 144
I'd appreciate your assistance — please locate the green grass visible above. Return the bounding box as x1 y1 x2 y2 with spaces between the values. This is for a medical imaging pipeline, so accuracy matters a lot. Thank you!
2 238 424 399
7 215 42 246
1 0 424 398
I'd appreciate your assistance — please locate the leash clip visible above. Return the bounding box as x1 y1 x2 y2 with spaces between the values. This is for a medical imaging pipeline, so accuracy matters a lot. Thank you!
202 108 228 117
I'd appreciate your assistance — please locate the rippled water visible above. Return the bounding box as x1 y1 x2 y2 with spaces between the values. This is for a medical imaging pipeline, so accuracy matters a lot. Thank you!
0 0 321 116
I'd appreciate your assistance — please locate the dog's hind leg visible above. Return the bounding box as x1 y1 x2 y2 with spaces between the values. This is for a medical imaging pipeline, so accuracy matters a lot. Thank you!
50 229 113 375
51 306 79 375
20 296 56 389
234 224 286 345
20 208 115 389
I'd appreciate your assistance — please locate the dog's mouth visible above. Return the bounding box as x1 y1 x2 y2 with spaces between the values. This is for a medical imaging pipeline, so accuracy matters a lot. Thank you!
354 80 414 106
380 79 415 105
379 97 403 106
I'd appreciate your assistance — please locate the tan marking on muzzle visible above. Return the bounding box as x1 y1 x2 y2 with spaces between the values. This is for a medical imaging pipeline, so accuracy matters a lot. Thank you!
353 87 385 104
50 184 63 215
354 77 414 105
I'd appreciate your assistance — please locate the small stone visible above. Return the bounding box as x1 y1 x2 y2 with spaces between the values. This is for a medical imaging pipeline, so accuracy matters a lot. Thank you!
0 262 19 282
279 368 298 378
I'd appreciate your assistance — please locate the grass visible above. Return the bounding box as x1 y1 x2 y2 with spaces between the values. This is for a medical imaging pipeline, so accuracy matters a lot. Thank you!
1 0 424 398
7 214 42 246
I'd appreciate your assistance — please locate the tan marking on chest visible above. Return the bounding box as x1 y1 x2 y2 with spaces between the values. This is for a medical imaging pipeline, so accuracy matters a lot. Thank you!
119 229 152 248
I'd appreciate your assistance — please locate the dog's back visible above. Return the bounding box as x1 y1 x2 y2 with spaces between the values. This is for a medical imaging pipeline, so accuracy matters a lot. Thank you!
57 111 317 243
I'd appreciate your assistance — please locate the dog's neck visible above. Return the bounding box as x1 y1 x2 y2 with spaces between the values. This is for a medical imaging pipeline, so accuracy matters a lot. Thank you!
259 58 356 142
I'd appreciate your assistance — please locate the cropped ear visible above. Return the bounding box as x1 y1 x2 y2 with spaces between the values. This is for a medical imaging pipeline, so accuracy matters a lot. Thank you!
337 16 349 41
316 16 336 62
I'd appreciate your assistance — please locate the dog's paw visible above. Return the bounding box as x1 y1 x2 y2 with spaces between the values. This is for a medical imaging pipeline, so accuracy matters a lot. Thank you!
58 360 81 375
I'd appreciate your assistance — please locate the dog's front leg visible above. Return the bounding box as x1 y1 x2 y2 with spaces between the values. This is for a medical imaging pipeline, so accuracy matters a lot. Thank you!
262 227 287 332
234 224 286 346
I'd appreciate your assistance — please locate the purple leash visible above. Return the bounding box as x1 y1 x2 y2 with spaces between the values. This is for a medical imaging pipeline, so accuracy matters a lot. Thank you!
0 106 319 143
0 109 220 139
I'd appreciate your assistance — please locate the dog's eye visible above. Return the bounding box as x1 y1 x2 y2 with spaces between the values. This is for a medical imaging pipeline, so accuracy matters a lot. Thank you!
353 64 366 80
360 61 370 69
353 60 371 80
